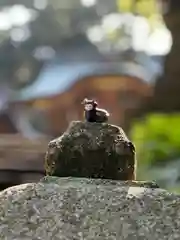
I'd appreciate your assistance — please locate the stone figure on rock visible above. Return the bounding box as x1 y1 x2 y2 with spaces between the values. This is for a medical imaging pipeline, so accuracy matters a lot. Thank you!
82 98 110 123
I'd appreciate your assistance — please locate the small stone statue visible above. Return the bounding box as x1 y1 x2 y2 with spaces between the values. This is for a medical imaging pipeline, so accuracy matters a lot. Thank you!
82 98 110 123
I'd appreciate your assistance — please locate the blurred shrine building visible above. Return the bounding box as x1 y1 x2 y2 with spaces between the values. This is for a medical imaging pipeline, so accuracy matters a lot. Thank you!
9 51 162 137
0 40 163 190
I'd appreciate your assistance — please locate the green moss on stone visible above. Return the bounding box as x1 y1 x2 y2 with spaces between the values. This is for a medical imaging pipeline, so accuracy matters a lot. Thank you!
44 121 136 180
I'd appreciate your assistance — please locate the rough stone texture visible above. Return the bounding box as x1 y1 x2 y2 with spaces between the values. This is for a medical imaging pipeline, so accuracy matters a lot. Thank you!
0 177 180 240
45 121 136 180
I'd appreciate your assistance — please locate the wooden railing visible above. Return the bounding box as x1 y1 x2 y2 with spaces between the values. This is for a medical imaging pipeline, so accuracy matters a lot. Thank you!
0 134 50 171
0 134 49 151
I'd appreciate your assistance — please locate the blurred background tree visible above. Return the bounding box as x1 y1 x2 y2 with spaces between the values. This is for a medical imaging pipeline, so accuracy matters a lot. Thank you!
153 0 180 111
0 0 171 89
131 113 180 193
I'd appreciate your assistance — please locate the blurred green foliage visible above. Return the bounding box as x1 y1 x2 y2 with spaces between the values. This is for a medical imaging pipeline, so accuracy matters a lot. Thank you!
130 114 180 192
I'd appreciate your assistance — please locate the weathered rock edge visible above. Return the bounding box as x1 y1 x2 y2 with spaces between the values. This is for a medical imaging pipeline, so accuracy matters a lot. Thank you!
0 177 179 240
45 121 136 180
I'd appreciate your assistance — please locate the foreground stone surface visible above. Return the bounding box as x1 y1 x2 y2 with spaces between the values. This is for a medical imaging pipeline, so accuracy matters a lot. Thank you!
45 121 136 180
0 177 180 240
